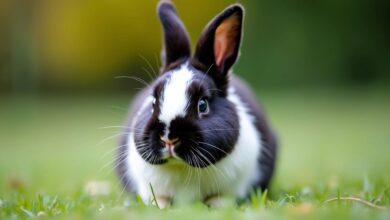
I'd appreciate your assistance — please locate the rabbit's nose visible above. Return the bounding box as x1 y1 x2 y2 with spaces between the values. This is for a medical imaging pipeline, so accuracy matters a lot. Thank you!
160 137 180 157
160 136 180 146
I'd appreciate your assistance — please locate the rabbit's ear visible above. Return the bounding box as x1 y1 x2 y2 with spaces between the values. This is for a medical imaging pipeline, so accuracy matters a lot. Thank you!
192 4 243 77
158 1 191 70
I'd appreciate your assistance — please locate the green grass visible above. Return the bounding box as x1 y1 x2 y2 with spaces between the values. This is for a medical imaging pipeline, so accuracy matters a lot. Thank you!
1 88 389 219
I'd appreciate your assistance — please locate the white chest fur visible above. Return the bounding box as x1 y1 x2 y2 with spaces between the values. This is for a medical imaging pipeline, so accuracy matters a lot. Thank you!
125 88 263 204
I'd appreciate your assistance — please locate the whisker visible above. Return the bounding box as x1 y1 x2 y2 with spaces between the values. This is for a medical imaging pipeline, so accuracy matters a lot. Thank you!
100 146 121 159
205 88 223 94
97 133 123 146
197 141 229 155
139 54 159 78
99 149 128 174
197 141 240 168
189 150 202 197
141 67 155 82
191 146 221 196
115 76 150 88
115 167 133 203
183 155 192 189
198 64 214 91
103 153 129 177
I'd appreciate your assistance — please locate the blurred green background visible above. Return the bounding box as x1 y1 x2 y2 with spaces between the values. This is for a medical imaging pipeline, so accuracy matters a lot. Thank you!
0 0 390 217
1 0 389 93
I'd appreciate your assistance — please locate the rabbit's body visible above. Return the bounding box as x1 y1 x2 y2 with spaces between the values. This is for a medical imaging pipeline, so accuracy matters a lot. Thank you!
117 1 277 207
118 71 276 203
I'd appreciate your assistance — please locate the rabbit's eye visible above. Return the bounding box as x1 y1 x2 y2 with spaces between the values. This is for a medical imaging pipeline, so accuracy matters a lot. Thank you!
198 97 209 115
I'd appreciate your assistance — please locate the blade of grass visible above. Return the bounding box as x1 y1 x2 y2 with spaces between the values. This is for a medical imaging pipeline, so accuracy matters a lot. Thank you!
323 196 388 210
149 183 160 209
260 189 268 208
250 189 259 208
20 207 35 218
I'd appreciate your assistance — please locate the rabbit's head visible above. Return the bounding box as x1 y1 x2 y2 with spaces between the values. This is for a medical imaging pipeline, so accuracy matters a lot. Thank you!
133 1 244 168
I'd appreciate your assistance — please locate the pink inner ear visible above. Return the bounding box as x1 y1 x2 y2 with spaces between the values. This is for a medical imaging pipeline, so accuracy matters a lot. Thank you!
214 14 240 69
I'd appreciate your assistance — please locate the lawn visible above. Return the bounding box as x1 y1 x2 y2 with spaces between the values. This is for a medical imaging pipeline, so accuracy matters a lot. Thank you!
0 88 389 219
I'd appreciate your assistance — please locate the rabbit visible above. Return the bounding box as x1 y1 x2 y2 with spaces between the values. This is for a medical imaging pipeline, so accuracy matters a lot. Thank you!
116 0 277 208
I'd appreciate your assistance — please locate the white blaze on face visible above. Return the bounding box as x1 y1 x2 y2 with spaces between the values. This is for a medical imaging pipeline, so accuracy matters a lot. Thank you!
158 64 194 127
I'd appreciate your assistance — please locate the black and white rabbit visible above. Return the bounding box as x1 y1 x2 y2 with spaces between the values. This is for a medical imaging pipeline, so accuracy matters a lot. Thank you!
117 1 277 207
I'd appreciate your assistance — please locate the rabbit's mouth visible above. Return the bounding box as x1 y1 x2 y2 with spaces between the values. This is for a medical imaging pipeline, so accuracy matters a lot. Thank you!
159 141 216 169
159 139 181 160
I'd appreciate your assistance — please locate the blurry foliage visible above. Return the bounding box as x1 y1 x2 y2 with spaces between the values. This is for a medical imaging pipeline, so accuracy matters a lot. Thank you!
35 0 231 89
0 0 389 93
0 0 10 90
241 0 390 87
